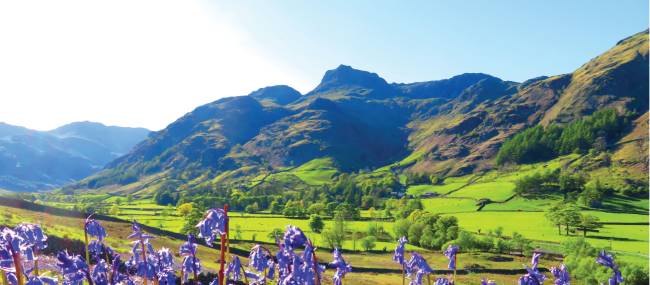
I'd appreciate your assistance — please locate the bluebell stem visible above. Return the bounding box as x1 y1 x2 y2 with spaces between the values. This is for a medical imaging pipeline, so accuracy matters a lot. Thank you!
179 234 200 283
596 251 623 285
550 264 570 285
1 227 26 285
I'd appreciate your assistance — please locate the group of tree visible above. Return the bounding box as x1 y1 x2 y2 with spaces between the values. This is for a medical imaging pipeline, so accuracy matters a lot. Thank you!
545 202 602 237
393 210 459 250
497 109 630 165
514 169 613 207
453 228 533 255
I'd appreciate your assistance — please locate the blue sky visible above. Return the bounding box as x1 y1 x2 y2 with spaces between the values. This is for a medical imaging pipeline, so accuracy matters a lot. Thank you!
212 0 648 84
0 0 647 130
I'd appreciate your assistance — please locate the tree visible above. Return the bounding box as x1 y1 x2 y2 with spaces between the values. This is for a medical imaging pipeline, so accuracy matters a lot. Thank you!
115 198 122 205
176 203 194 217
109 204 120 215
579 214 602 237
126 194 134 204
351 231 363 251
269 200 283 214
309 215 324 233
245 202 259 214
560 204 582 235
361 236 377 251
307 203 326 215
267 228 283 241
322 214 346 248
546 203 565 235
181 207 203 235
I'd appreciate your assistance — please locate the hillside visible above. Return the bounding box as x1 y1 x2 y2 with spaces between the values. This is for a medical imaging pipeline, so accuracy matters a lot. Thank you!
0 121 149 191
68 30 648 197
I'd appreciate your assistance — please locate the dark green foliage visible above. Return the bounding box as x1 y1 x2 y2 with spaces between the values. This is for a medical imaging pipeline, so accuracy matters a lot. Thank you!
497 109 629 165
308 215 324 233
513 170 559 196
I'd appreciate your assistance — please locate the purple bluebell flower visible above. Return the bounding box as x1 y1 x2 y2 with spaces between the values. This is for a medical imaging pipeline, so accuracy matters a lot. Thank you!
481 278 497 285
266 259 275 280
14 224 47 252
531 252 542 270
518 266 546 285
87 240 114 262
282 226 307 250
127 222 154 240
433 277 452 285
249 244 269 272
91 259 109 285
301 243 325 284
25 275 58 285
443 245 459 270
196 209 227 246
550 264 570 285
329 248 351 285
179 234 200 283
393 236 408 266
156 247 174 269
225 256 243 282
56 251 91 285
110 254 134 285
157 268 176 285
406 252 434 285
84 218 107 241
596 251 623 285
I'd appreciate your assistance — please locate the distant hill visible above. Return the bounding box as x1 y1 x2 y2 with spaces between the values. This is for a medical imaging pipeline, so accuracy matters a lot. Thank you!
0 122 149 191
68 30 648 195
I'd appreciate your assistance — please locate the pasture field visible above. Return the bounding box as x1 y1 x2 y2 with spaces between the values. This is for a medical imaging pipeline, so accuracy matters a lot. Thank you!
0 201 550 285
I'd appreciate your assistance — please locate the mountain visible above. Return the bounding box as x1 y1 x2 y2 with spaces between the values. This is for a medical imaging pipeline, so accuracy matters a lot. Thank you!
0 122 150 191
70 30 648 195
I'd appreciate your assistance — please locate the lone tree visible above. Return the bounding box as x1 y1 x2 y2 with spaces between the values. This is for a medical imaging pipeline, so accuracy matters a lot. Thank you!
309 215 324 233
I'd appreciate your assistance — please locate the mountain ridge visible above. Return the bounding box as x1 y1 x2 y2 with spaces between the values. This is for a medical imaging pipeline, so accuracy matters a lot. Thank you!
60 30 648 195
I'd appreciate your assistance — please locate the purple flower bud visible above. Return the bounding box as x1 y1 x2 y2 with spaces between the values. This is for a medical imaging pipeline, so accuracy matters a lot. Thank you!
127 222 154 240
14 224 47 251
406 252 433 285
596 251 623 285
531 252 542 270
91 259 109 285
481 278 497 285
196 209 227 246
225 256 243 282
157 268 176 285
249 244 268 272
443 245 459 270
156 247 174 269
56 251 90 285
84 218 107 241
282 226 307 250
329 248 351 285
550 264 570 285
393 236 408 265
433 277 452 285
25 275 58 285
